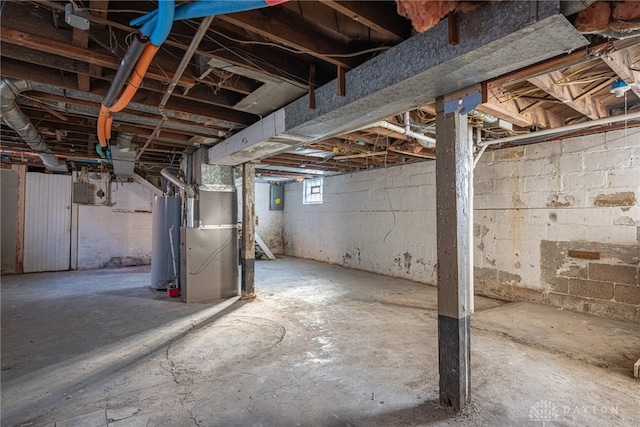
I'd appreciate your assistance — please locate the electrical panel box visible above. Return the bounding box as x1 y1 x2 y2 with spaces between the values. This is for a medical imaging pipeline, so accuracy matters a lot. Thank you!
270 184 284 210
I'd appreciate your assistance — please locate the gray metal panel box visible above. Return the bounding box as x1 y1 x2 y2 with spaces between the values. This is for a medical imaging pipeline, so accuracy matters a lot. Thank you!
73 182 89 204
270 185 284 210
180 227 238 303
199 190 237 226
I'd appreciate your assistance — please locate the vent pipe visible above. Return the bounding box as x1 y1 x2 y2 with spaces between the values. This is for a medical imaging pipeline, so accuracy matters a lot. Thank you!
161 168 195 227
0 78 68 172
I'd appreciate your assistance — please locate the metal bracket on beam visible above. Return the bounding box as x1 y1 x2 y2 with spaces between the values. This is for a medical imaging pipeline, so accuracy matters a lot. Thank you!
444 84 485 115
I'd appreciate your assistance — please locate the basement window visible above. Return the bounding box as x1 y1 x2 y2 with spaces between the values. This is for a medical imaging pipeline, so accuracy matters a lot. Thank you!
303 178 323 204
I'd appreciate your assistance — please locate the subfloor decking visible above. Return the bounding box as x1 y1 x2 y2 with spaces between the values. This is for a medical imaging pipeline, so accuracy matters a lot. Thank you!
1 257 639 426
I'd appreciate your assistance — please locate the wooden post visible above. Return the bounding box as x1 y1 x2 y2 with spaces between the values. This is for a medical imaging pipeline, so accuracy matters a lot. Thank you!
435 95 472 411
241 162 256 297
11 164 26 274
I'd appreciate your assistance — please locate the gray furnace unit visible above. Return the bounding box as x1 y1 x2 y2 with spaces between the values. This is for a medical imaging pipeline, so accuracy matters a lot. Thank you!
180 163 238 302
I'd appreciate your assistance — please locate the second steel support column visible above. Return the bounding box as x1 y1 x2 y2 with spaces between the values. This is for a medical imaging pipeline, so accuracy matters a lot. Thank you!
241 162 256 297
435 95 472 411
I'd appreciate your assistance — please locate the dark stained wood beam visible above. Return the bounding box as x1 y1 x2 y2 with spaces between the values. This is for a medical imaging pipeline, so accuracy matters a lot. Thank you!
319 1 410 42
217 7 360 69
0 27 195 89
32 0 330 89
1 59 257 127
72 27 91 91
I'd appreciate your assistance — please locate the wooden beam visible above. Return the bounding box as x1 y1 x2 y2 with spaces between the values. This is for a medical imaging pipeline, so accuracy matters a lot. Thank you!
38 0 326 89
493 37 640 87
241 162 256 298
476 80 565 129
448 13 459 45
1 59 256 126
217 8 359 69
601 47 640 100
528 71 607 120
435 95 471 411
72 28 91 91
319 0 410 42
0 28 195 89
389 146 436 159
337 66 346 97
11 164 27 274
333 151 386 160
309 64 316 110
1 47 245 108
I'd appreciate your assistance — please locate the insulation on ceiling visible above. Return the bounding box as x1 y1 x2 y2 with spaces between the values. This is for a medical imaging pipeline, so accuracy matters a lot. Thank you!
395 1 499 33
576 1 640 34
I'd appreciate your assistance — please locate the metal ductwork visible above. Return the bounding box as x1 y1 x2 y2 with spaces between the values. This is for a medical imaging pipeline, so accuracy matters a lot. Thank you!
0 78 68 172
111 132 137 177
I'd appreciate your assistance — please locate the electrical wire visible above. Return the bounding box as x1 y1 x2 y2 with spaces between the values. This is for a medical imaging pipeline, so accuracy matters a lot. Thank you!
181 17 392 59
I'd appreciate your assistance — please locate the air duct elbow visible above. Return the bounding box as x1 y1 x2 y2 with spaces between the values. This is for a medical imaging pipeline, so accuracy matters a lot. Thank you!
0 78 67 172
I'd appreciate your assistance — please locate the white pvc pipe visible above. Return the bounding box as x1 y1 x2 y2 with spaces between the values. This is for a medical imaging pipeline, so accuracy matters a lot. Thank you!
366 120 436 148
478 111 640 147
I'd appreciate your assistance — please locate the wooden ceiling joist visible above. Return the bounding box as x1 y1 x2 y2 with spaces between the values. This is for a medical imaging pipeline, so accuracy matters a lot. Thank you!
0 28 195 89
319 0 410 42
601 47 640 100
217 7 360 69
527 70 608 120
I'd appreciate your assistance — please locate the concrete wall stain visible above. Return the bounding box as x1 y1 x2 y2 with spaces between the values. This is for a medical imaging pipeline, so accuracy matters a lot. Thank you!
546 194 574 208
594 191 637 207
474 223 489 251
403 252 412 274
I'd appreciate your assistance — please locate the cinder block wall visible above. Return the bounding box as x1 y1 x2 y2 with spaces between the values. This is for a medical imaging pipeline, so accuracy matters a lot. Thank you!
283 127 640 322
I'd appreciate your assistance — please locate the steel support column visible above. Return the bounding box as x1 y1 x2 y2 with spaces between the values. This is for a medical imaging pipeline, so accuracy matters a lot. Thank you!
435 95 472 411
241 162 256 297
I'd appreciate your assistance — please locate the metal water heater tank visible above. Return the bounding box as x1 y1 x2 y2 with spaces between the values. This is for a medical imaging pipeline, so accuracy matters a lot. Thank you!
150 195 181 289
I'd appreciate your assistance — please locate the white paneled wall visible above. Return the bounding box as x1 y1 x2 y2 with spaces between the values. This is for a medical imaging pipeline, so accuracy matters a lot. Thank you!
23 173 72 272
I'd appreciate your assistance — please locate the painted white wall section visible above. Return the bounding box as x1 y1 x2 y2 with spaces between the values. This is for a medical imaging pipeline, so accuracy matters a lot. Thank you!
284 127 640 321
237 181 284 255
284 163 438 283
77 180 155 269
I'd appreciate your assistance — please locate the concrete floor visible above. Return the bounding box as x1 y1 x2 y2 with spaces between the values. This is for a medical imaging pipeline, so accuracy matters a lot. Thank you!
1 257 639 427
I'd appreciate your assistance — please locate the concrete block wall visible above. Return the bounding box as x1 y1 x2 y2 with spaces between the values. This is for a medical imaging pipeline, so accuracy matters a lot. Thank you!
284 162 438 283
77 180 154 269
283 127 640 322
237 181 284 255
475 127 640 322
